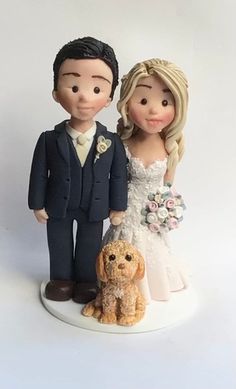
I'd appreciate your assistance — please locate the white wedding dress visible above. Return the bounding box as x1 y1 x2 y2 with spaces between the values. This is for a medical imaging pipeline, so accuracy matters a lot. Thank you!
103 146 188 303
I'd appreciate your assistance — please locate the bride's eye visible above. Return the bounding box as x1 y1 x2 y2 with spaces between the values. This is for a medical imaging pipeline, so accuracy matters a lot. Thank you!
140 98 147 105
94 86 100 94
162 99 168 107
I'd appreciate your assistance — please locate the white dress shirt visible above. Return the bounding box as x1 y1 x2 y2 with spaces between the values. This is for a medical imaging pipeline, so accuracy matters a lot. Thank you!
66 122 96 166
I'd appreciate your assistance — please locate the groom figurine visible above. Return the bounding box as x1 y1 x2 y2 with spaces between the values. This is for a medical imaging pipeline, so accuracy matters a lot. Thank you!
28 37 127 303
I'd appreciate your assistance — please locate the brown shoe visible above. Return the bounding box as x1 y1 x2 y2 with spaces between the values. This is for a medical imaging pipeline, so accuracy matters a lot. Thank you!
73 282 98 304
45 280 75 301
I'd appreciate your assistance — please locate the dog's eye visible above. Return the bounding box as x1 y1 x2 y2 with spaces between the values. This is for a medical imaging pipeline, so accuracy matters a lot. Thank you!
109 254 116 261
125 254 132 261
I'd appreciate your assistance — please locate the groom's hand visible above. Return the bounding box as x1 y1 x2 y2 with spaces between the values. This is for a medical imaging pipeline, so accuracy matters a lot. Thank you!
109 210 125 226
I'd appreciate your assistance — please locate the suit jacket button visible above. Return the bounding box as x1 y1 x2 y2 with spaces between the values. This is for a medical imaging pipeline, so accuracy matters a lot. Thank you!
64 196 68 200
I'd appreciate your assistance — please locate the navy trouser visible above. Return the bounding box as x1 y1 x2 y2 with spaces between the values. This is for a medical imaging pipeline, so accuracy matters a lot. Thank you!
46 208 103 283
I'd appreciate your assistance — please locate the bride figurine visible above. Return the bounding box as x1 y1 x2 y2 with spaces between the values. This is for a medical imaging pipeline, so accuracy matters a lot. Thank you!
103 58 189 303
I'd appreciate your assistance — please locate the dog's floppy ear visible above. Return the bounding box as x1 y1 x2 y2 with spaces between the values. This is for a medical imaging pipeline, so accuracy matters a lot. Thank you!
134 250 145 280
96 247 108 282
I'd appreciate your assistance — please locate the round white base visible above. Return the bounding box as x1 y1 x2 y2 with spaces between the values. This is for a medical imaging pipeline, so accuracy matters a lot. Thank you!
40 282 198 333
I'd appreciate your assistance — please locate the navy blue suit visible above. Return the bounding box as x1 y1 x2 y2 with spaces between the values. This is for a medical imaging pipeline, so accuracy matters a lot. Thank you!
28 120 127 283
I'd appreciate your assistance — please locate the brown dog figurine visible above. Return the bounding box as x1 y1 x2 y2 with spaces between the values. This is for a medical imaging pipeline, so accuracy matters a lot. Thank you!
82 240 146 326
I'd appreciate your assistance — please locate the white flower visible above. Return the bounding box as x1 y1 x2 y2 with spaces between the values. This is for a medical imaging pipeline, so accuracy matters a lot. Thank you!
157 207 169 220
94 136 111 163
146 212 158 224
154 194 162 203
173 206 184 218
175 198 182 206
97 142 108 153
157 186 170 195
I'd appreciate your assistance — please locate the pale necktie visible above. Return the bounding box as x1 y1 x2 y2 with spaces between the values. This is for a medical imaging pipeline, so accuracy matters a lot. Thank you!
76 134 89 166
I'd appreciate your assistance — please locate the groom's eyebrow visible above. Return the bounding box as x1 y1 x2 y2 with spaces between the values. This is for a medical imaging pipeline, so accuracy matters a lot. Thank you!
62 72 80 77
62 73 111 84
92 75 111 84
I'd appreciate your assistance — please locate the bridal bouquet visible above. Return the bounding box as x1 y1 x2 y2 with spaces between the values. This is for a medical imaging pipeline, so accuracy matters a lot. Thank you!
141 184 186 233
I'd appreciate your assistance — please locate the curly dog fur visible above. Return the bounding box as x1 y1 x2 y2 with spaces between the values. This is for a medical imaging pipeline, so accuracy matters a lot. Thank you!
82 240 146 326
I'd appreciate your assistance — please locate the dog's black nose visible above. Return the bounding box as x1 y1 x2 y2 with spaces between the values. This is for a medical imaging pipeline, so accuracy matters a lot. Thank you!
118 263 125 269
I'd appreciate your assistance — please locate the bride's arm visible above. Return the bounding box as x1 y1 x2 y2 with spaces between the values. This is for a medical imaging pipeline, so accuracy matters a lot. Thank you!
164 167 176 186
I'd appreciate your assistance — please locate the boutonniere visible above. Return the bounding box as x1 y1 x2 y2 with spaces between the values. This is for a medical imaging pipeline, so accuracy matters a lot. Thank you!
94 135 112 163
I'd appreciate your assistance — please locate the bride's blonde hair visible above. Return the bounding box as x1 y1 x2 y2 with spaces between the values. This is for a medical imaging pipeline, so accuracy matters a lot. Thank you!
117 58 188 173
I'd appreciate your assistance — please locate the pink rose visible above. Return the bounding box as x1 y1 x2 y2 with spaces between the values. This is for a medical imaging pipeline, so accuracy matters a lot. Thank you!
165 198 175 209
147 201 158 212
149 223 160 233
168 217 179 230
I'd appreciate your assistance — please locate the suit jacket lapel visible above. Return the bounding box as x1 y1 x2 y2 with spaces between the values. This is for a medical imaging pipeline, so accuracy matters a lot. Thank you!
55 120 70 165
94 121 106 138
81 121 107 168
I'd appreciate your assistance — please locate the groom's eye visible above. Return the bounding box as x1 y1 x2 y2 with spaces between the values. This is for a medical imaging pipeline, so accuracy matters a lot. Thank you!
72 85 79 93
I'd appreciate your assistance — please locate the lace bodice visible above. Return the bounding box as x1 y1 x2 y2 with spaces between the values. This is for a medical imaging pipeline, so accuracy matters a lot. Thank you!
125 146 167 193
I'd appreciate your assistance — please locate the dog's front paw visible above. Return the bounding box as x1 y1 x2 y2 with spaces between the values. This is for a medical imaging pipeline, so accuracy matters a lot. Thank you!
99 312 117 324
93 307 102 319
81 301 95 317
118 314 137 326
